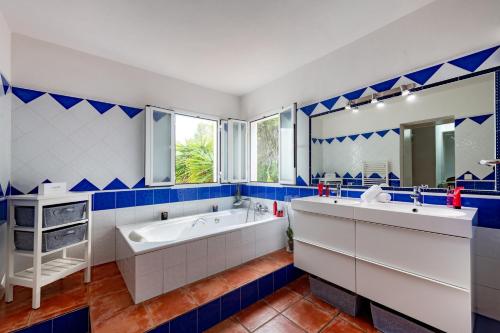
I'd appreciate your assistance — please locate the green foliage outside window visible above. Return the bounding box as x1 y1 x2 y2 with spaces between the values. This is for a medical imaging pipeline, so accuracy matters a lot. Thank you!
176 123 215 184
257 116 279 182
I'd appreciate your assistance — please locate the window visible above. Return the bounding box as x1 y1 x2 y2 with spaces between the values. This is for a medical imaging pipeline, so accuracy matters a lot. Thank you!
145 106 217 186
220 119 249 183
250 104 297 184
251 115 279 182
175 114 217 184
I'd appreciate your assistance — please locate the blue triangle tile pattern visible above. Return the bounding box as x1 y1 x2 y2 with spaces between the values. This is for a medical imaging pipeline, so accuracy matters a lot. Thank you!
8 184 24 195
296 175 308 186
335 172 341 178
71 179 100 191
303 45 500 119
405 64 443 85
300 103 318 116
343 172 353 178
153 111 168 122
1 73 9 94
392 128 400 135
325 138 334 144
119 105 143 118
457 172 480 180
470 114 493 125
0 184 3 197
343 88 367 100
361 132 373 139
455 118 466 127
376 129 389 138
369 173 382 179
337 136 346 142
320 97 340 110
484 171 495 181
12 87 45 103
370 77 399 92
355 172 362 179
50 93 83 109
449 46 499 72
104 178 129 190
318 139 324 144
312 138 317 144
348 134 359 141
133 177 147 189
87 99 115 114
389 172 400 180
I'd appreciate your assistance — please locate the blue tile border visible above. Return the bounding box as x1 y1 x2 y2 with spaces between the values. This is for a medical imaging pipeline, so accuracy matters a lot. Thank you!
15 307 89 333
144 263 304 333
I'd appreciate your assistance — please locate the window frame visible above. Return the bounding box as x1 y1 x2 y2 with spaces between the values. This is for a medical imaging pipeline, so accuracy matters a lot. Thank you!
249 113 280 183
145 106 220 187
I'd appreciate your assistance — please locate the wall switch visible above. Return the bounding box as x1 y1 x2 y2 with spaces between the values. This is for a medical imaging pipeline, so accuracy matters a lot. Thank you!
464 174 473 180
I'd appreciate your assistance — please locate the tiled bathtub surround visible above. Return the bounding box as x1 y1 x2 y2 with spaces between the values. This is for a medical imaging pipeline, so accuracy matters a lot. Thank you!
116 214 286 303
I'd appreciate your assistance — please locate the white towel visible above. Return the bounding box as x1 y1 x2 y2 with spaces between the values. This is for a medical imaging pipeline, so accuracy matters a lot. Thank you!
376 192 391 203
361 185 383 203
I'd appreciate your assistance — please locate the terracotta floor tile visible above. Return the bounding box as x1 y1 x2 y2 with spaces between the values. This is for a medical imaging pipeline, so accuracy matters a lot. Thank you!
244 257 282 276
287 275 310 297
90 289 134 324
145 288 197 325
255 314 305 333
92 262 121 281
184 276 231 305
205 317 249 333
265 249 293 267
322 318 364 333
0 301 32 333
218 265 261 289
30 287 88 324
235 300 279 331
88 274 126 299
338 313 377 333
305 294 339 316
283 299 333 333
92 304 153 333
265 288 302 312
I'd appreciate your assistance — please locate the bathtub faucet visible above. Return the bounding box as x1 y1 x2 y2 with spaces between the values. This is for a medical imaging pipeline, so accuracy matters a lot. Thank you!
254 202 269 214
192 217 207 227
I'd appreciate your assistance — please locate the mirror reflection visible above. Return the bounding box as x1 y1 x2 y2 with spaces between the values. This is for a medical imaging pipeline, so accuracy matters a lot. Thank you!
311 73 495 191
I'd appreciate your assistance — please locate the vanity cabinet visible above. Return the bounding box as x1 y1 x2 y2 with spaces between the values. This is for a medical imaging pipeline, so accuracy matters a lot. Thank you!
291 198 475 333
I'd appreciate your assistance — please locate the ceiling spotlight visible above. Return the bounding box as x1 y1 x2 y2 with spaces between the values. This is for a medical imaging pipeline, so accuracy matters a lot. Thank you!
371 94 378 104
401 86 411 96
376 101 385 108
406 94 416 102
352 106 359 113
345 102 352 110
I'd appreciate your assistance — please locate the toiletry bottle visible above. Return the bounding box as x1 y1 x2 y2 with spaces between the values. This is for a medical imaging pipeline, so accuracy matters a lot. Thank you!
453 187 464 209
325 185 330 197
273 201 277 216
318 183 323 196
446 186 454 208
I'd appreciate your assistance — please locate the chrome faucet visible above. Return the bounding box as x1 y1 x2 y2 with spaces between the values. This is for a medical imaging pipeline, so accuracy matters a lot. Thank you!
410 185 428 206
335 183 342 198
254 202 269 214
192 217 207 227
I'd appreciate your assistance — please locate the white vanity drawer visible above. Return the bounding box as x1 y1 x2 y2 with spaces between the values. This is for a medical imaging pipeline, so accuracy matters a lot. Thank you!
356 221 471 289
356 259 472 333
294 239 355 292
294 211 355 255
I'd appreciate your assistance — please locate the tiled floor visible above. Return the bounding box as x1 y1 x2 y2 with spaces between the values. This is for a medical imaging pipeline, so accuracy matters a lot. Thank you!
1 249 380 333
2 249 344 333
208 275 379 333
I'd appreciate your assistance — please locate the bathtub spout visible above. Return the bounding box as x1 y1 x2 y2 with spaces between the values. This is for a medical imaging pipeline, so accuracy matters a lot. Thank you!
192 217 207 227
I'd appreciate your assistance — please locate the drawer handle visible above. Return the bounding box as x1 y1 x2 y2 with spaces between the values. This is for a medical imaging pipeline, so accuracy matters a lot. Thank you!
64 208 75 212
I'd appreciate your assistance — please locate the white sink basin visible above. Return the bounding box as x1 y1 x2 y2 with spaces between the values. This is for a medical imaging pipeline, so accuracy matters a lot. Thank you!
365 202 467 218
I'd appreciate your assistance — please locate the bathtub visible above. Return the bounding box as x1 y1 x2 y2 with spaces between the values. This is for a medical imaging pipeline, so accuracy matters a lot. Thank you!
116 208 287 303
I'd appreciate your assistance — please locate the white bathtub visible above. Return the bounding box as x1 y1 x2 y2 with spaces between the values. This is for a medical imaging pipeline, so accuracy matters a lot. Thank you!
116 208 287 303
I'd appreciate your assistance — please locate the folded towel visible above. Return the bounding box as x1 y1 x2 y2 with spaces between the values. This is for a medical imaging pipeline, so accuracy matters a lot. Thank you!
376 192 392 203
361 185 383 203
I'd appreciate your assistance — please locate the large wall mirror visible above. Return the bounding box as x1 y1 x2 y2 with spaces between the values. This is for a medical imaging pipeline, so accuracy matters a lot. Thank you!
310 73 496 191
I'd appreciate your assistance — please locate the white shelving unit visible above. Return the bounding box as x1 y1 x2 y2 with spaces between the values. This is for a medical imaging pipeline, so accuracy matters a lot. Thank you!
5 192 92 309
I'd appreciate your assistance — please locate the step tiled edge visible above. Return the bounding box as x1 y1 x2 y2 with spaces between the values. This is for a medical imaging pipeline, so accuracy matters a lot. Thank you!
147 263 304 333
13 306 89 333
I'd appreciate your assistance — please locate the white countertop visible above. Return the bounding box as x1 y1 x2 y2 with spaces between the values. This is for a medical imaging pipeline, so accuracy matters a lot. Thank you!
291 196 477 238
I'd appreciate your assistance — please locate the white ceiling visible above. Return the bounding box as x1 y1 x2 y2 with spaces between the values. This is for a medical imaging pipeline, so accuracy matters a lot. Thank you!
0 0 434 95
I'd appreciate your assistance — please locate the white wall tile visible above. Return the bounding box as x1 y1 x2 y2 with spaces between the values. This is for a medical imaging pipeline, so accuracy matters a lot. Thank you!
92 210 116 265
164 262 187 293
135 250 163 276
474 284 500 321
187 257 208 283
135 270 163 303
187 239 207 262
135 205 155 224
473 227 500 260
115 207 136 226
207 234 226 275
474 255 500 290
164 244 186 268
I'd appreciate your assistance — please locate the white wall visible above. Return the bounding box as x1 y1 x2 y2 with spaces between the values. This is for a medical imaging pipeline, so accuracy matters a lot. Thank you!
12 34 240 119
0 10 11 297
241 0 500 118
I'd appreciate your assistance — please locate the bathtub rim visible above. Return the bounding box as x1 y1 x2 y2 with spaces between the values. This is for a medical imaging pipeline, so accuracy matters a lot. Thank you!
116 209 286 255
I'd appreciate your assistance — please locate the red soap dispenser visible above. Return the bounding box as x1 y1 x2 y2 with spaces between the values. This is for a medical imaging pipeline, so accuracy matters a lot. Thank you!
273 201 278 216
453 187 464 209
318 183 324 196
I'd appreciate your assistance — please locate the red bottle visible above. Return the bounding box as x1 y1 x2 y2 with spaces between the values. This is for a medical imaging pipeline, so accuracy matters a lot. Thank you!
453 187 464 209
273 201 278 216
318 183 324 196
325 185 330 197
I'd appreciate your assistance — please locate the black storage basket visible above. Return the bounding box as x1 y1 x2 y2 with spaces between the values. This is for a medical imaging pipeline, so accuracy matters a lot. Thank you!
14 202 87 228
14 223 87 252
